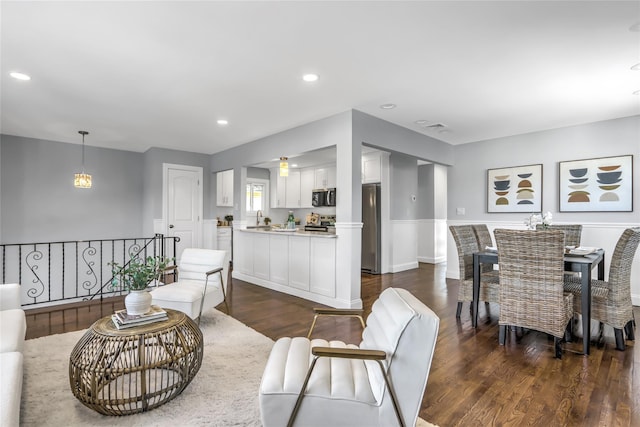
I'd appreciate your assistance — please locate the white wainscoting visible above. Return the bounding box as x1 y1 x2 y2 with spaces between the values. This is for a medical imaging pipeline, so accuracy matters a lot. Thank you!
446 220 640 306
390 220 419 272
417 219 448 264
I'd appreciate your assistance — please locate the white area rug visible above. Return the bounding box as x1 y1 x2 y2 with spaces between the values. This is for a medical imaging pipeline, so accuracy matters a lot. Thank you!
21 309 436 426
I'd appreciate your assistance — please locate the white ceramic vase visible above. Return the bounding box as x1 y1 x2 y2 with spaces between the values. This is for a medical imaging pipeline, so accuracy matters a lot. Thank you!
125 290 152 315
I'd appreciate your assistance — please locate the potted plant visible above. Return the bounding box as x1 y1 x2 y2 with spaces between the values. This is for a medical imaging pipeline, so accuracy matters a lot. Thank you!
109 255 173 315
224 214 234 226
263 217 271 225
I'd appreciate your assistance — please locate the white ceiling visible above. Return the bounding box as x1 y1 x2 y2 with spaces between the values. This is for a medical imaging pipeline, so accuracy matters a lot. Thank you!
2 1 639 154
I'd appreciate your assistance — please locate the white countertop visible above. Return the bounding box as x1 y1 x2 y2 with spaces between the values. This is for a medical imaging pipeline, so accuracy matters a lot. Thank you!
238 228 337 238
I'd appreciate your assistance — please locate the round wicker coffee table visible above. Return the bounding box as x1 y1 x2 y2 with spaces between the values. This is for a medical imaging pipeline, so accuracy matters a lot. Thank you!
69 309 203 415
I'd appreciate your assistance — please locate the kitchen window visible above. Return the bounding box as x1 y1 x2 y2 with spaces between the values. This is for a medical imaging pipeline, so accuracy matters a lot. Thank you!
246 179 268 215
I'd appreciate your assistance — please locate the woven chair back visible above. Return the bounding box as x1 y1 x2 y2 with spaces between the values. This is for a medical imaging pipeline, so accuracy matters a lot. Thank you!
536 224 582 247
607 228 640 303
449 225 479 281
495 229 570 338
473 224 495 274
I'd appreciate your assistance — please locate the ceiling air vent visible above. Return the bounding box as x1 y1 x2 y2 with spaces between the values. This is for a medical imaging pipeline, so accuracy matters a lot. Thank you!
424 123 446 130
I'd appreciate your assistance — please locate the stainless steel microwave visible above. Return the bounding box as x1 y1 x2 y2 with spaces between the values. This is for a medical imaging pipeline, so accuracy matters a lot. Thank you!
326 188 336 206
312 189 327 207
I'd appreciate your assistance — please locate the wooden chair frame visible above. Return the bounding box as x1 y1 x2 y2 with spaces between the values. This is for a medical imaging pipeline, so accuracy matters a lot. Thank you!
287 347 404 427
306 308 365 339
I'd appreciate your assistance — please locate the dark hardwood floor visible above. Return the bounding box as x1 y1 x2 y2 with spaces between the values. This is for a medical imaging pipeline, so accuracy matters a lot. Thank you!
25 263 638 426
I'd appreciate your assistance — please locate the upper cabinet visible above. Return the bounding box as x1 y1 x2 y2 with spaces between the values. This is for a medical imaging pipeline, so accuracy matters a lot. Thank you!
314 166 336 189
362 152 382 183
270 164 336 208
300 169 315 208
216 169 234 207
285 170 301 208
270 169 301 208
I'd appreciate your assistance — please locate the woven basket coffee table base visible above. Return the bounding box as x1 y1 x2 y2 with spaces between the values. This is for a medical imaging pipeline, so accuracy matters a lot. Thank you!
69 309 203 415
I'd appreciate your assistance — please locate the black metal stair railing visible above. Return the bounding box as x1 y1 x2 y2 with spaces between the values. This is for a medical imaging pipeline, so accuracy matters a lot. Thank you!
0 234 179 308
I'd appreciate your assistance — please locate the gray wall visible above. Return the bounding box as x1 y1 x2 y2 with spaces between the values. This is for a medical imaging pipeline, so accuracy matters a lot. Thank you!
1 135 214 243
247 167 270 180
1 134 144 242
390 152 418 220
418 164 434 219
448 116 640 223
142 147 213 236
352 110 454 166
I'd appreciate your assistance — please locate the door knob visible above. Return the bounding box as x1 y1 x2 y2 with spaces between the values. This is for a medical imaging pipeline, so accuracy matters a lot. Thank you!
169 224 175 229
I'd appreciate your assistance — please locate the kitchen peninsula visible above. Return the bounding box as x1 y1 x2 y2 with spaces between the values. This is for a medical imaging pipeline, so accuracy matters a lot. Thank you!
233 228 338 306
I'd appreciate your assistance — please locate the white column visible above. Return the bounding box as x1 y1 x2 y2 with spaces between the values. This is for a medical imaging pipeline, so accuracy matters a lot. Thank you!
334 118 363 308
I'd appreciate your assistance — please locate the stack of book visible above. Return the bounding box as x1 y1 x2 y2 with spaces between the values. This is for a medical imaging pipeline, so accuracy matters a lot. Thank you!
111 305 168 330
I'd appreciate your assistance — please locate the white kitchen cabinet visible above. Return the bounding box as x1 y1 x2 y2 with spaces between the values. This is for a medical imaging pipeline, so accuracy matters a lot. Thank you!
252 233 270 280
269 234 289 285
270 168 301 208
314 166 336 189
288 235 310 290
217 227 232 259
362 152 381 183
310 238 336 297
300 168 315 208
270 169 286 208
216 169 234 207
285 170 301 208
233 230 339 306
234 230 252 275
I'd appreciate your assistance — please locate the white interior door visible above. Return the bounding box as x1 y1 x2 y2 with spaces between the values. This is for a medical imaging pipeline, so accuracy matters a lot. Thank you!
163 164 203 262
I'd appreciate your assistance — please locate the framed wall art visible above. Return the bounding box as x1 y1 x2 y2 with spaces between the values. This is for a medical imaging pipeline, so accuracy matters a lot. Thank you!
487 164 543 213
559 154 633 212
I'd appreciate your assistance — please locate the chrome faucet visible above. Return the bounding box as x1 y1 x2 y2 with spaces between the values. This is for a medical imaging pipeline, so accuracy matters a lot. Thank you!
256 210 263 226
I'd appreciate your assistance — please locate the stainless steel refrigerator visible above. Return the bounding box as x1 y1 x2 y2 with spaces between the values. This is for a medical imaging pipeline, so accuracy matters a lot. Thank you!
362 183 381 274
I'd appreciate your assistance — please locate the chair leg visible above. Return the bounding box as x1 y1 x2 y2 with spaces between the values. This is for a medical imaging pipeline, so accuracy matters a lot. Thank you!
219 270 230 313
624 320 635 341
287 356 320 427
593 322 604 348
499 325 507 345
554 337 563 359
375 359 406 427
306 315 319 339
614 328 626 351
456 302 463 318
564 321 573 343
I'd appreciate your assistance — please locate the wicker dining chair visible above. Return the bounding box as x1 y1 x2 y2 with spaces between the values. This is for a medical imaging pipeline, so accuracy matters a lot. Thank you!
494 229 573 358
449 225 500 319
472 224 498 276
564 227 640 351
536 224 583 247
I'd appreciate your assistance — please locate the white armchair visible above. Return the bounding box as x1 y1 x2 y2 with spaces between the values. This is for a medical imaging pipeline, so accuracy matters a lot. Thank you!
150 248 228 324
1 283 27 427
259 288 440 427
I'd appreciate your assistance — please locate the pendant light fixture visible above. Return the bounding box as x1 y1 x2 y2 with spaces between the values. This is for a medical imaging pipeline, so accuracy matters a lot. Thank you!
74 130 92 188
279 156 289 177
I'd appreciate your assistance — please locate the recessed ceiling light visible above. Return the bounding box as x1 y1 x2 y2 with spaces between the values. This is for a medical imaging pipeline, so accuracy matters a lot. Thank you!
380 103 396 110
415 120 429 125
217 119 228 125
302 74 319 82
10 72 30 81
291 163 298 168
631 63 640 71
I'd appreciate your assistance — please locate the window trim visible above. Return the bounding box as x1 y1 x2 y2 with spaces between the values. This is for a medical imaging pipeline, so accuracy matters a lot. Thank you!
246 178 269 216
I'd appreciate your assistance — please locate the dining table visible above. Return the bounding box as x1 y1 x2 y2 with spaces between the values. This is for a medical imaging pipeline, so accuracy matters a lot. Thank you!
472 248 605 355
